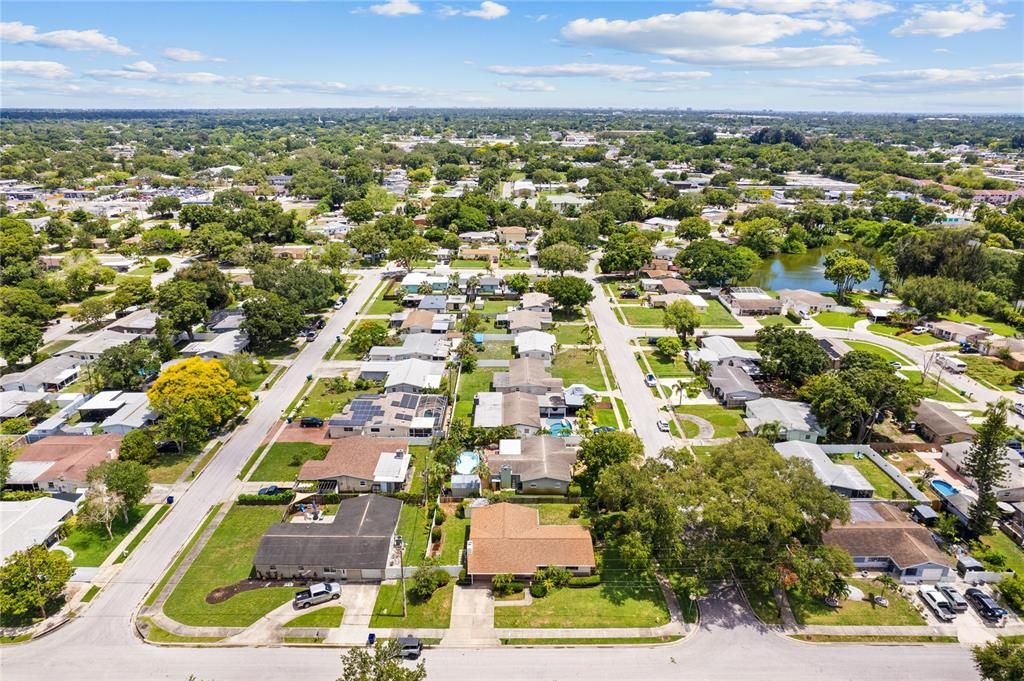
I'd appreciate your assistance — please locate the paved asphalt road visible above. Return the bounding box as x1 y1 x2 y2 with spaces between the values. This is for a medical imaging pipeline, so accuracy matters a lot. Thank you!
2 583 979 681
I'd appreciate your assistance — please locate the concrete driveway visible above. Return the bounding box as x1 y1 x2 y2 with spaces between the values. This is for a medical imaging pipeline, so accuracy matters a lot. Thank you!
443 585 497 646
338 583 380 627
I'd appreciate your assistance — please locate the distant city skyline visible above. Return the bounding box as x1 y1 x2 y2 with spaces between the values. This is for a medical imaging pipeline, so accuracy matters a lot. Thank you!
1 1 1022 112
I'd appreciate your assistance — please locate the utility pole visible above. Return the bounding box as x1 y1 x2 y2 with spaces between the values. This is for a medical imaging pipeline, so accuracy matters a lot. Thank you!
396 535 407 617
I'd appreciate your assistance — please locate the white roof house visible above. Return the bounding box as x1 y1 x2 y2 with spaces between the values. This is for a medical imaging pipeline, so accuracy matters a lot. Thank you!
473 392 504 429
57 330 136 362
373 450 412 486
515 331 556 355
0 355 81 393
382 359 445 393
367 334 451 362
744 398 825 443
774 442 874 498
0 391 51 419
180 330 249 359
0 495 81 562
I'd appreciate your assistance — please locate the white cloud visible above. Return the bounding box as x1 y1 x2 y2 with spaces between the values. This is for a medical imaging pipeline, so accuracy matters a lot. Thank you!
162 47 224 63
527 14 549 23
0 60 72 79
934 48 951 53
124 61 158 74
559 10 883 68
368 0 421 16
488 62 711 82
0 21 131 54
498 79 555 92
88 63 226 85
711 1 895 20
777 63 1024 95
465 2 509 20
892 1 1009 38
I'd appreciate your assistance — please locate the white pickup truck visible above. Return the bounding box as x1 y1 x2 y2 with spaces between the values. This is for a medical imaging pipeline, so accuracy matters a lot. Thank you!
294 582 341 609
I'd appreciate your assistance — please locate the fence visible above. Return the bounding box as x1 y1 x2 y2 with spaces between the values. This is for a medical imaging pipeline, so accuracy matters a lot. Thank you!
384 564 462 580
819 444 930 503
869 441 939 454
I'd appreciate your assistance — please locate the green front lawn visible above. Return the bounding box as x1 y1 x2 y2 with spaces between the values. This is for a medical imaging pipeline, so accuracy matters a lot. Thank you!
439 516 470 565
829 453 909 500
501 257 531 269
552 324 592 346
594 405 618 428
758 315 798 327
284 606 345 628
61 504 151 567
450 259 490 269
867 323 943 346
620 306 664 328
397 503 432 567
493 549 669 629
163 505 295 627
814 311 859 329
844 341 912 366
788 580 924 626
673 404 747 439
147 450 196 484
371 580 454 629
701 300 742 328
980 530 1024 576
642 349 693 378
622 301 742 330
249 442 329 482
960 355 1020 390
454 367 497 420
550 349 607 391
898 370 967 403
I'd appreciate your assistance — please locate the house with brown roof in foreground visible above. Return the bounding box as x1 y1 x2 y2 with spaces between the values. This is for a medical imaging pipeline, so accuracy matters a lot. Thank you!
823 501 953 583
298 437 410 494
6 434 122 494
914 400 975 444
466 503 595 582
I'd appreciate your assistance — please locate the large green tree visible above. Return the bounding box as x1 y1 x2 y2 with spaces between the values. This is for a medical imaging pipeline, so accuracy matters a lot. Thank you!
155 280 209 341
0 315 43 365
90 339 160 392
538 243 587 275
663 299 701 342
0 545 74 620
575 431 644 496
241 289 306 351
755 325 830 387
823 249 870 303
676 239 760 286
963 401 1010 537
973 639 1024 681
338 640 427 681
545 275 593 312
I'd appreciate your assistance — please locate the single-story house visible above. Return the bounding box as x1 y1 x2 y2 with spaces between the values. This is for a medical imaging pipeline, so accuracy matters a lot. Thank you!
358 358 445 393
75 391 157 434
0 355 81 393
208 309 246 333
499 309 553 333
401 310 436 334
0 391 52 420
514 331 556 365
485 437 576 495
180 330 249 360
520 292 552 313
659 278 692 295
818 338 852 369
774 441 874 498
493 357 564 395
648 293 690 309
0 494 82 563
367 335 451 362
6 434 122 493
777 289 834 316
56 330 136 362
929 321 991 346
460 246 500 263
399 272 449 294
299 438 411 494
253 494 401 582
718 287 783 317
466 503 595 582
707 364 762 408
823 501 954 583
417 295 448 313
473 392 541 436
941 441 1024 503
980 337 1024 370
497 226 528 245
460 230 496 244
744 398 825 442
327 393 446 443
914 401 975 444
104 308 159 337
688 336 760 368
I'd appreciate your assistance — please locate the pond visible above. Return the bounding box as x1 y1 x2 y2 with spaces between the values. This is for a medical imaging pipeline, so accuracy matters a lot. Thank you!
744 245 883 294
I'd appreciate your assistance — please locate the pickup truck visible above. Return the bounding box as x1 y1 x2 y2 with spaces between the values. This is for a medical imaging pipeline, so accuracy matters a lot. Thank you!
294 582 341 609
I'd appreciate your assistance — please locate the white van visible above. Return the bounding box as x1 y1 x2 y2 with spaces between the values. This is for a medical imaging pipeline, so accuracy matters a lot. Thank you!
936 355 967 374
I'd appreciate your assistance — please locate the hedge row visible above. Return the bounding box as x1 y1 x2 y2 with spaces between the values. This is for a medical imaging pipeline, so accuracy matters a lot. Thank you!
568 574 602 588
237 491 295 505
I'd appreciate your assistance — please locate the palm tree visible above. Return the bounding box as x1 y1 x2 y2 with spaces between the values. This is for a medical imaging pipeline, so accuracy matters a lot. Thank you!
672 380 688 406
694 359 713 382
474 459 492 490
467 274 481 300
874 574 899 597
756 421 783 442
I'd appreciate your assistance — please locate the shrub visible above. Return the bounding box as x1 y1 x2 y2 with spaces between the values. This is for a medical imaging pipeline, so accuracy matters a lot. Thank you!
457 568 469 586
786 309 802 324
409 566 450 603
455 501 466 519
430 526 442 543
568 505 581 519
153 257 171 273
567 483 582 498
530 582 548 599
0 490 50 502
534 566 571 588
432 505 447 525
569 574 602 588
998 575 1024 612
119 429 157 465
0 417 31 435
492 573 518 596
237 491 294 505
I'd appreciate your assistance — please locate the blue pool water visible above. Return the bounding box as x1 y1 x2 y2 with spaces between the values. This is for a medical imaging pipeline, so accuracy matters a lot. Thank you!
547 419 572 436
931 479 959 497
455 451 480 475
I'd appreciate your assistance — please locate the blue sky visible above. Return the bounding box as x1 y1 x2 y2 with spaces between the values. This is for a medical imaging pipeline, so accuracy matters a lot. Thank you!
2 1 1022 112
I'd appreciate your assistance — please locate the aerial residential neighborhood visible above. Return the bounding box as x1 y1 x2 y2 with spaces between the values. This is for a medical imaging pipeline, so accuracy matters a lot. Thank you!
1 3 1023 681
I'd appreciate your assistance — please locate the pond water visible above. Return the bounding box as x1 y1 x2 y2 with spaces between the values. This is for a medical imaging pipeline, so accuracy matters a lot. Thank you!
744 245 883 294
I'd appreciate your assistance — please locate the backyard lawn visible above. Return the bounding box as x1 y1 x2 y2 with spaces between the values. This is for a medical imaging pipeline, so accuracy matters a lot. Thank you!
813 311 859 329
829 453 909 500
61 504 151 567
296 380 382 420
867 323 943 346
438 516 470 565
249 442 329 482
898 370 967 403
941 312 1018 338
550 349 608 391
788 580 924 626
845 341 911 366
371 580 454 629
642 349 693 378
960 356 1020 390
524 504 586 526
454 367 497 420
397 503 432 567
284 606 345 628
493 550 668 629
163 505 295 627
477 341 514 360
673 404 747 438
980 530 1024 576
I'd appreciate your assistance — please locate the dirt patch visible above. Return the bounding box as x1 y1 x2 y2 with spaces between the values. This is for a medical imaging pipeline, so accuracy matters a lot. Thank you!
271 424 332 445
206 580 284 605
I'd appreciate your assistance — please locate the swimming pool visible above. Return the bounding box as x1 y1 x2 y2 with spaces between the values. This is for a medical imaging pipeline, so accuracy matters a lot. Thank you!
547 418 572 437
455 451 480 475
931 479 959 497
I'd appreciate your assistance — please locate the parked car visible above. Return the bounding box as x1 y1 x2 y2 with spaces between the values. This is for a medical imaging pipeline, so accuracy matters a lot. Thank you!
645 373 657 387
304 331 318 341
396 636 423 659
258 485 280 496
155 440 179 453
620 289 639 299
912 326 928 335
1016 385 1024 395
966 588 1009 622
1013 403 1024 418
1006 439 1022 451
937 584 968 613
300 416 324 428
593 425 617 433
656 419 670 433
959 344 978 354
919 586 957 622
294 582 341 609
889 361 902 368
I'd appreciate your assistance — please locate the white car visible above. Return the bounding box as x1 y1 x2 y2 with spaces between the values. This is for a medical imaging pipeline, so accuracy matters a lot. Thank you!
912 326 928 335
656 419 670 433
1014 403 1024 417
919 586 956 622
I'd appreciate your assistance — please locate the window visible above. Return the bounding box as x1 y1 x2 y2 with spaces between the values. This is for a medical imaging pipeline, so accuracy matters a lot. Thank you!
269 565 276 570
529 483 537 488
359 481 366 486
324 567 335 574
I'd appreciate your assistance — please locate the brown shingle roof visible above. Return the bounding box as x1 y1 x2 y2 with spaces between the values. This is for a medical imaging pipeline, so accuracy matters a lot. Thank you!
824 505 953 570
467 503 595 576
15 434 122 484
914 401 975 438
299 437 407 481
401 310 435 330
660 278 691 294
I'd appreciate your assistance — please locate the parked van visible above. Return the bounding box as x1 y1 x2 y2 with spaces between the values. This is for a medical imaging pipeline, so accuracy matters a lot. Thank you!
936 355 967 374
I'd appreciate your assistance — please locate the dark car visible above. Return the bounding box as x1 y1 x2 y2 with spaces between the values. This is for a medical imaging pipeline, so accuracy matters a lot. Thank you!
966 587 1009 621
257 485 280 496
300 416 324 428
155 440 179 453
620 289 640 299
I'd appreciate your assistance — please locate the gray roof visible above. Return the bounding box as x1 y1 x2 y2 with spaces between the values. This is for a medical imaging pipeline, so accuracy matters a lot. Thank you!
745 398 823 434
488 436 577 484
0 355 80 389
915 401 975 438
774 442 874 494
253 495 401 570
707 364 761 398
